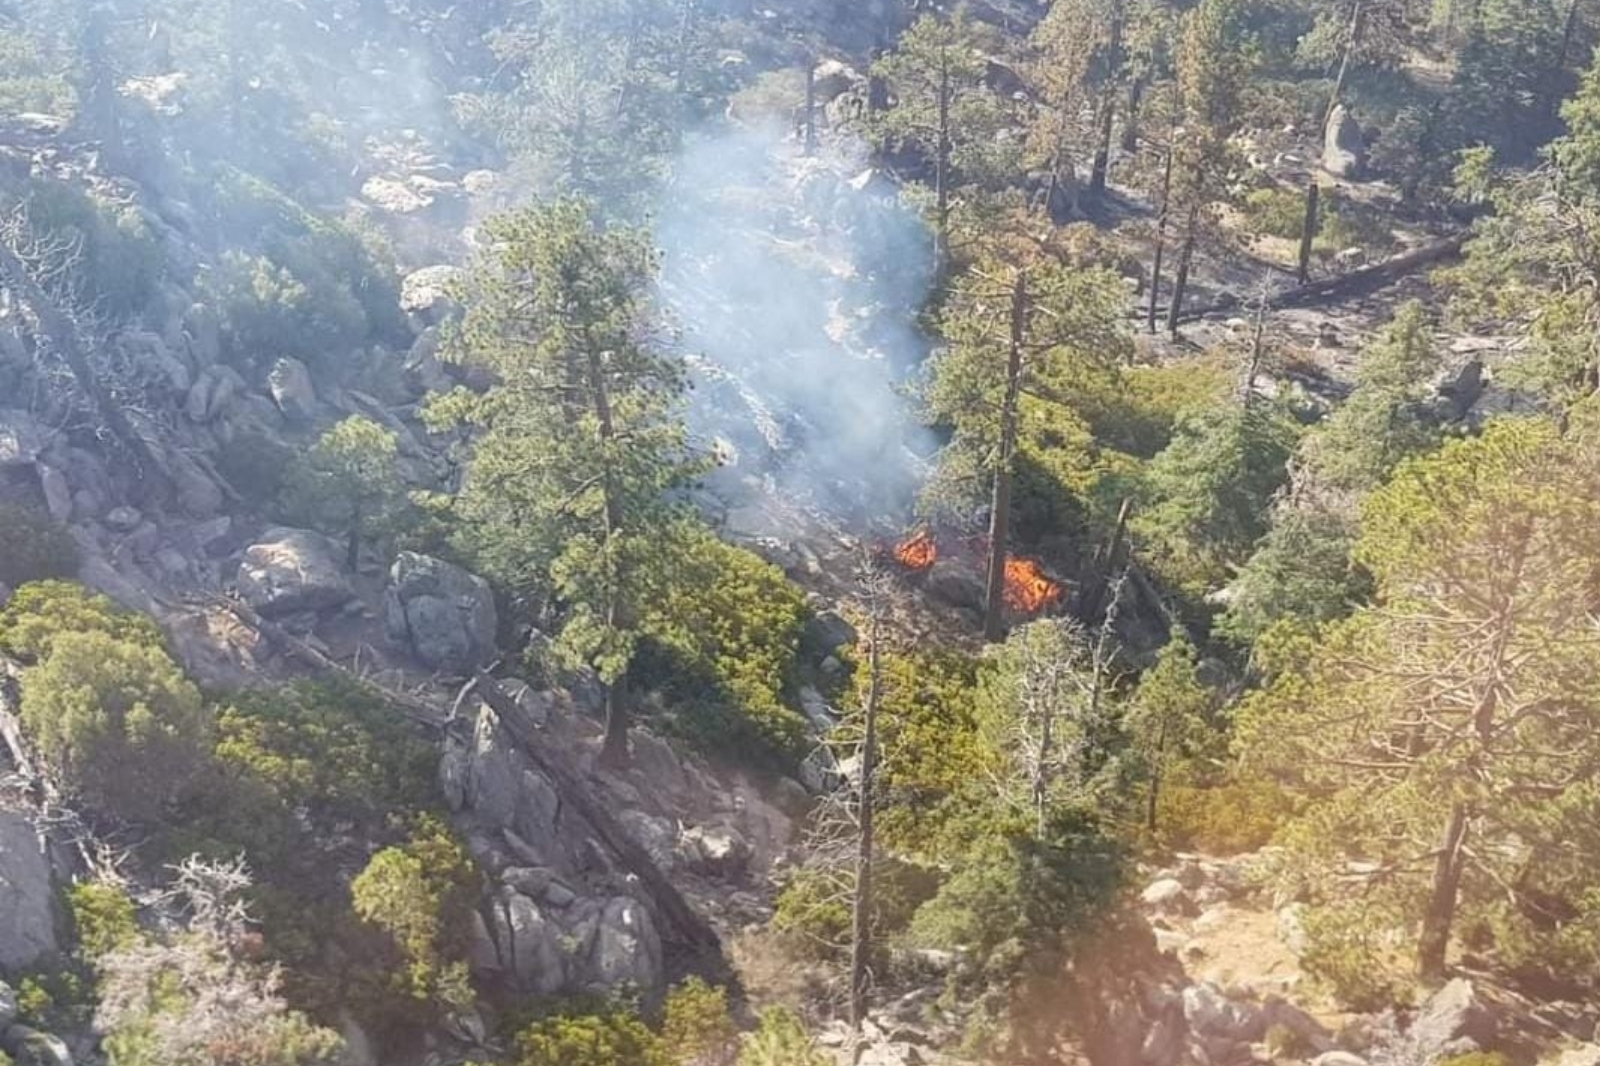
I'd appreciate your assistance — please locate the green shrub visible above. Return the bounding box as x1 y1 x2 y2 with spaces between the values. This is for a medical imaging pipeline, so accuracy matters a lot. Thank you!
68 881 140 961
11 179 164 317
19 630 209 823
771 855 940 963
350 817 478 1013
659 978 738 1066
0 508 80 591
211 678 438 829
1153 776 1293 855
514 1010 666 1066
1243 186 1310 240
0 581 162 663
636 526 809 765
737 1008 827 1066
0 29 75 118
1299 905 1409 1011
279 416 410 564
204 251 369 375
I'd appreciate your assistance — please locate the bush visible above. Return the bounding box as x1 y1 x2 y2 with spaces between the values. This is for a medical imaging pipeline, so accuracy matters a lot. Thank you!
0 508 80 591
0 29 75 118
737 1008 828 1066
1153 776 1292 855
279 416 410 564
1299 905 1410 1011
350 818 478 1013
0 581 162 663
771 855 940 963
204 251 369 376
636 526 809 766
20 630 209 823
69 881 140 961
1242 186 1310 241
11 179 165 317
514 1010 666 1066
659 979 738 1066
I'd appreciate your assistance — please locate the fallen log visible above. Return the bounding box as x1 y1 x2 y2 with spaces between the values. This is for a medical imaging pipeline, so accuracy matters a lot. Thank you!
1178 234 1467 322
472 670 723 955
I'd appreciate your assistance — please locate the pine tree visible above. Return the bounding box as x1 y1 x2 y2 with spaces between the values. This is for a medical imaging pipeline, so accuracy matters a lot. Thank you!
440 198 701 765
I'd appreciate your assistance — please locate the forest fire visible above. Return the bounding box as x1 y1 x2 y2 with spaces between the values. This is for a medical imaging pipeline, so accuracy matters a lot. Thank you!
1004 557 1063 614
893 530 938 571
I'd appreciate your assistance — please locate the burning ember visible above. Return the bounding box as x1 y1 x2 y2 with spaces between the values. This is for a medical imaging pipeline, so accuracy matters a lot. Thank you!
1004 557 1063 614
893 530 938 571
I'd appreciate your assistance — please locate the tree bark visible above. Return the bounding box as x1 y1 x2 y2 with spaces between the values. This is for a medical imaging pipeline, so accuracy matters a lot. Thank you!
934 49 953 269
983 274 1029 642
849 607 883 1057
1121 77 1144 152
1088 3 1124 196
1145 717 1167 831
1323 0 1364 136
1418 804 1469 983
1297 181 1320 285
1147 143 1176 334
587 349 631 768
1166 201 1199 339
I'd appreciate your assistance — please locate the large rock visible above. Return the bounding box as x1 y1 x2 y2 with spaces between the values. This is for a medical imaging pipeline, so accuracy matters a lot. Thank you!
585 897 661 992
383 553 498 673
0 811 59 971
267 357 318 423
924 560 985 611
1323 104 1366 178
236 528 355 617
0 410 44 468
184 365 244 424
1557 1045 1600 1066
400 265 462 318
2 1025 72 1066
488 889 566 995
1409 978 1495 1059
1183 983 1266 1043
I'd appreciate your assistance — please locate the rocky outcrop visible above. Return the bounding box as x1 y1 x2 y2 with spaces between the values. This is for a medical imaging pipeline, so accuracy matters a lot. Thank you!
267 357 318 423
1409 978 1496 1061
444 687 793 999
2 1024 72 1066
0 410 45 469
236 528 355 617
1323 105 1365 179
0 811 59 971
383 553 497 673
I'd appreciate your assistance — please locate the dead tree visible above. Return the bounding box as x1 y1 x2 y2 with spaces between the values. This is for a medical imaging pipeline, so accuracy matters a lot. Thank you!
1297 181 1320 285
983 272 1029 641
848 563 889 1060
1147 138 1176 334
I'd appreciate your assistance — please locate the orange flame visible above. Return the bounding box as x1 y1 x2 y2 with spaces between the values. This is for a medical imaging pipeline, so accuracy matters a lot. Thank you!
1004 557 1063 613
894 531 938 571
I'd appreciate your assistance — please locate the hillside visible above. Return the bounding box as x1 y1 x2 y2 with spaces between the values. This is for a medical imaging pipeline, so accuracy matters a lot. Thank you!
0 2 1597 1066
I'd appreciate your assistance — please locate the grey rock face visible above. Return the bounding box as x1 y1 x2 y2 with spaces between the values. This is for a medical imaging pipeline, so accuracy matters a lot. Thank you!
3 1025 73 1066
1323 104 1366 178
383 553 498 673
267 357 318 423
236 527 355 616
586 897 661 993
0 410 44 469
1409 978 1495 1059
0 811 58 972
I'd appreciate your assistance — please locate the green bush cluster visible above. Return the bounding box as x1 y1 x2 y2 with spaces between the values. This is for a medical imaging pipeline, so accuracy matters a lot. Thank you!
0 508 80 592
5 584 205 824
1242 186 1311 241
68 881 140 962
0 29 75 118
0 581 161 662
11 179 165 317
636 527 809 765
513 981 752 1066
1152 777 1291 855
200 171 405 377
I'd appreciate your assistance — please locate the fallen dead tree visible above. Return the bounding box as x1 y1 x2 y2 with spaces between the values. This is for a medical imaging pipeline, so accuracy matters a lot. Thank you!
472 670 724 955
1178 234 1468 322
203 594 722 956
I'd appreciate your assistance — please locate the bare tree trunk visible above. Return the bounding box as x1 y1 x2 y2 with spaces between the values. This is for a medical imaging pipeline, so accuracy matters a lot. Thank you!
1418 804 1468 983
1089 2 1124 196
804 60 819 156
1298 181 1320 285
587 349 631 768
1323 0 1364 136
934 51 953 269
1244 289 1270 404
1147 144 1176 334
983 274 1029 642
849 603 883 1058
1166 201 1199 339
1121 77 1144 152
